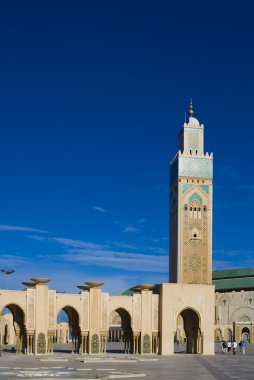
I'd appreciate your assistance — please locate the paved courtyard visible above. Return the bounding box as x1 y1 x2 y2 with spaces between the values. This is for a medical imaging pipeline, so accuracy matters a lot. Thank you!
0 343 253 379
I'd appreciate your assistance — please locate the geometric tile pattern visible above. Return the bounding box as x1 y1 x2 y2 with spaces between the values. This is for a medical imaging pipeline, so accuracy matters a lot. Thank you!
179 157 213 178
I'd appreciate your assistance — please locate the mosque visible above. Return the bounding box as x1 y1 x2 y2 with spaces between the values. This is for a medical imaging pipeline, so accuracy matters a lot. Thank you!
0 103 252 355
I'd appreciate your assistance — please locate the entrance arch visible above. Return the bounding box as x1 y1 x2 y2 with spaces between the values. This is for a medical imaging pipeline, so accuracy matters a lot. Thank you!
1 304 26 353
176 308 201 354
242 327 250 342
107 308 133 354
225 328 232 341
55 306 80 353
214 328 222 342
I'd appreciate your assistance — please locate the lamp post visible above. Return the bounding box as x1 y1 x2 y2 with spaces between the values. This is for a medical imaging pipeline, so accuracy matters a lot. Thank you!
1 270 15 290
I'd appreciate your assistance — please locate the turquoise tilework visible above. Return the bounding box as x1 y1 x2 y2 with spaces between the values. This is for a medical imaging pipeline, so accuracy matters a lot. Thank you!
182 184 193 193
179 156 213 178
199 184 209 194
189 193 202 204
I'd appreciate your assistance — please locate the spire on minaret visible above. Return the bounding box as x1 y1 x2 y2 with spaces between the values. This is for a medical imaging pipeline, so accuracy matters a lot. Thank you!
189 99 194 117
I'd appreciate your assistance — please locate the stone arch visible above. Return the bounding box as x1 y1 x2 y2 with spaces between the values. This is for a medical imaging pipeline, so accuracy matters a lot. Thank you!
107 308 133 354
230 306 254 323
108 303 132 321
242 327 250 342
184 187 207 206
1 303 26 353
56 304 80 324
56 305 80 354
225 328 232 341
214 328 222 342
1 302 26 321
177 307 202 354
239 315 251 322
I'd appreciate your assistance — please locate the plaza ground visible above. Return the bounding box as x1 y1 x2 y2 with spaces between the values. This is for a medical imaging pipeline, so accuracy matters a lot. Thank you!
0 343 253 379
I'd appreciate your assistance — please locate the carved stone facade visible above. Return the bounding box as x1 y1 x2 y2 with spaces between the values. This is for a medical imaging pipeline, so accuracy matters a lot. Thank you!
215 289 254 343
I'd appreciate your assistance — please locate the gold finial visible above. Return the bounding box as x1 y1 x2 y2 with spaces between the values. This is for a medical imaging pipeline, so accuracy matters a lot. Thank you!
189 99 194 117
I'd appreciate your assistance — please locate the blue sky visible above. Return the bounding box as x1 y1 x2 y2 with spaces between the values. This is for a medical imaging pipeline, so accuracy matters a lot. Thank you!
0 1 254 294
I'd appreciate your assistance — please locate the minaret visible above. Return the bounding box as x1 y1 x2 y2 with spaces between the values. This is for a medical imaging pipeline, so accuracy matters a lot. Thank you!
169 101 213 284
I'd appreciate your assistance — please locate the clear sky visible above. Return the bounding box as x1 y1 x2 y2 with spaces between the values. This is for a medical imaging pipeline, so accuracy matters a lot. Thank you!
0 1 253 294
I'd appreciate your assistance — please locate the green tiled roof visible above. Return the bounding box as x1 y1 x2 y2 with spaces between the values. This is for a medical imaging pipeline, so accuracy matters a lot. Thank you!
213 277 254 291
212 268 254 291
212 268 254 280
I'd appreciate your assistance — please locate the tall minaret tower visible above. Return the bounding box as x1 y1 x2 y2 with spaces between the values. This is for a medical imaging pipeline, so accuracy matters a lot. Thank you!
170 101 213 284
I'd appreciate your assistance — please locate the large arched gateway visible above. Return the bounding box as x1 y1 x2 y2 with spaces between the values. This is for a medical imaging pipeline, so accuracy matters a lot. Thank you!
1 304 26 353
177 308 202 354
55 306 80 354
108 308 133 354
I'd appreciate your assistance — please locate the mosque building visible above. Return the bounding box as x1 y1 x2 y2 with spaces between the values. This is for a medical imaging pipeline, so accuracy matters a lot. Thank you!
0 103 251 355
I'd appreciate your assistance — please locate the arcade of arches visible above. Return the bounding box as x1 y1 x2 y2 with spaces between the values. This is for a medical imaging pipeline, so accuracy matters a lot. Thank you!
0 281 215 355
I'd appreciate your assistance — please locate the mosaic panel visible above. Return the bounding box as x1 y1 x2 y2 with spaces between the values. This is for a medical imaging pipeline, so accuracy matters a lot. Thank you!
142 334 151 353
189 254 201 272
37 333 46 354
182 183 193 193
199 184 209 194
182 195 209 284
179 157 213 178
91 334 100 353
189 193 202 204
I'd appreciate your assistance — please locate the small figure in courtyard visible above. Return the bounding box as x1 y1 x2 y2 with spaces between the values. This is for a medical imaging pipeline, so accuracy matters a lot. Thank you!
221 340 227 354
227 340 232 353
239 340 242 353
232 340 237 355
241 341 247 355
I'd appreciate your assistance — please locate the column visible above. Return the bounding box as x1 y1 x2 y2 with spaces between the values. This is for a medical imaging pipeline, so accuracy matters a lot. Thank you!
72 337 74 353
30 335 33 354
50 336 53 353
26 335 29 354
80 336 84 354
104 335 107 354
133 334 139 354
84 335 86 354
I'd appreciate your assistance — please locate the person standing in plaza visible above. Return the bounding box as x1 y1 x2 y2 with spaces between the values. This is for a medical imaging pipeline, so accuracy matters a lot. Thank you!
241 341 247 355
227 341 232 353
232 340 237 355
220 341 227 353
